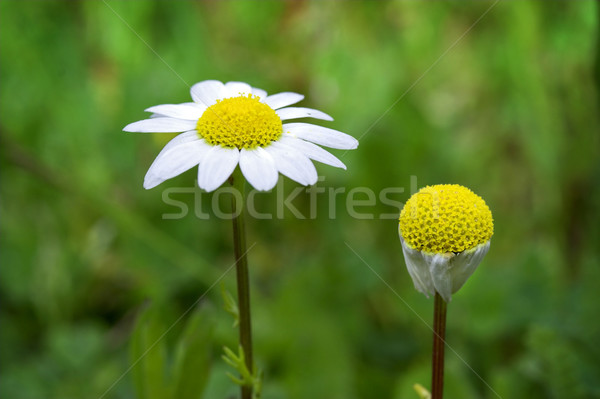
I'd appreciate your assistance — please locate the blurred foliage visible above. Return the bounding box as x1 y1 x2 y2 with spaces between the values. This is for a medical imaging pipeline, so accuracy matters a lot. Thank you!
130 303 214 399
1 1 599 398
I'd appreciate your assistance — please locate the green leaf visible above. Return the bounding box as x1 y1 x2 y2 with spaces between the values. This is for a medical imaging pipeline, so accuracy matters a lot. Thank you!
220 284 239 328
170 305 215 399
221 345 262 399
130 302 169 399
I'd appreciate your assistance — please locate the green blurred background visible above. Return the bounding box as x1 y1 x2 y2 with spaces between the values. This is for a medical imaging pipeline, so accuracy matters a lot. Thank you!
1 1 599 398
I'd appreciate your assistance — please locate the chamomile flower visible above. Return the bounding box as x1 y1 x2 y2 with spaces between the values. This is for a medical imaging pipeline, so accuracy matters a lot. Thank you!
399 184 494 302
124 80 358 192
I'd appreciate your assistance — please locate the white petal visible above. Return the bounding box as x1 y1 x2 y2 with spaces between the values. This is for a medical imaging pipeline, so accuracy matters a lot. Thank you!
276 107 333 121
400 237 435 297
263 92 304 110
428 253 453 303
279 135 346 169
123 117 197 133
154 130 200 156
150 103 199 118
239 147 279 191
449 241 490 294
144 139 212 189
197 146 240 192
265 142 318 186
190 80 225 106
252 87 267 100
224 81 253 98
145 104 206 120
146 102 199 119
283 123 358 150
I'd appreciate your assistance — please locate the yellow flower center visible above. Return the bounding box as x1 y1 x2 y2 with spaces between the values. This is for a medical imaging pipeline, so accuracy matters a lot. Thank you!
196 94 282 149
399 184 494 254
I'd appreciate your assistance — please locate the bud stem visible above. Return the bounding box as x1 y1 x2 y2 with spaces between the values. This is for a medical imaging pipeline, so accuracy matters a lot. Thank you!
431 292 447 399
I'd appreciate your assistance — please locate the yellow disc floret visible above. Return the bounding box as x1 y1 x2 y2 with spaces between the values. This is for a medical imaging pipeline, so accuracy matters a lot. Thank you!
399 184 493 254
196 94 282 149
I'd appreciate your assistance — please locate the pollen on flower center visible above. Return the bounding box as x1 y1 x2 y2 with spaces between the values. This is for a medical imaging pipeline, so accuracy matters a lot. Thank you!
196 94 282 149
399 184 494 254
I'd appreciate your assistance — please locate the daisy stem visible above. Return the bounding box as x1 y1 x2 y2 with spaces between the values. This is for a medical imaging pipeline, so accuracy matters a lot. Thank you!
431 293 447 399
230 169 254 399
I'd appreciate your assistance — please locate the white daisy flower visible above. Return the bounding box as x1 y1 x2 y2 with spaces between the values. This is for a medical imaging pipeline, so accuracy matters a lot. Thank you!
124 80 358 192
398 184 494 302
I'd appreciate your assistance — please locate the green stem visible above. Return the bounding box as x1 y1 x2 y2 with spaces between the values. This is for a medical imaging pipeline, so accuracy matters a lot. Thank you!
431 293 447 399
230 169 253 399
